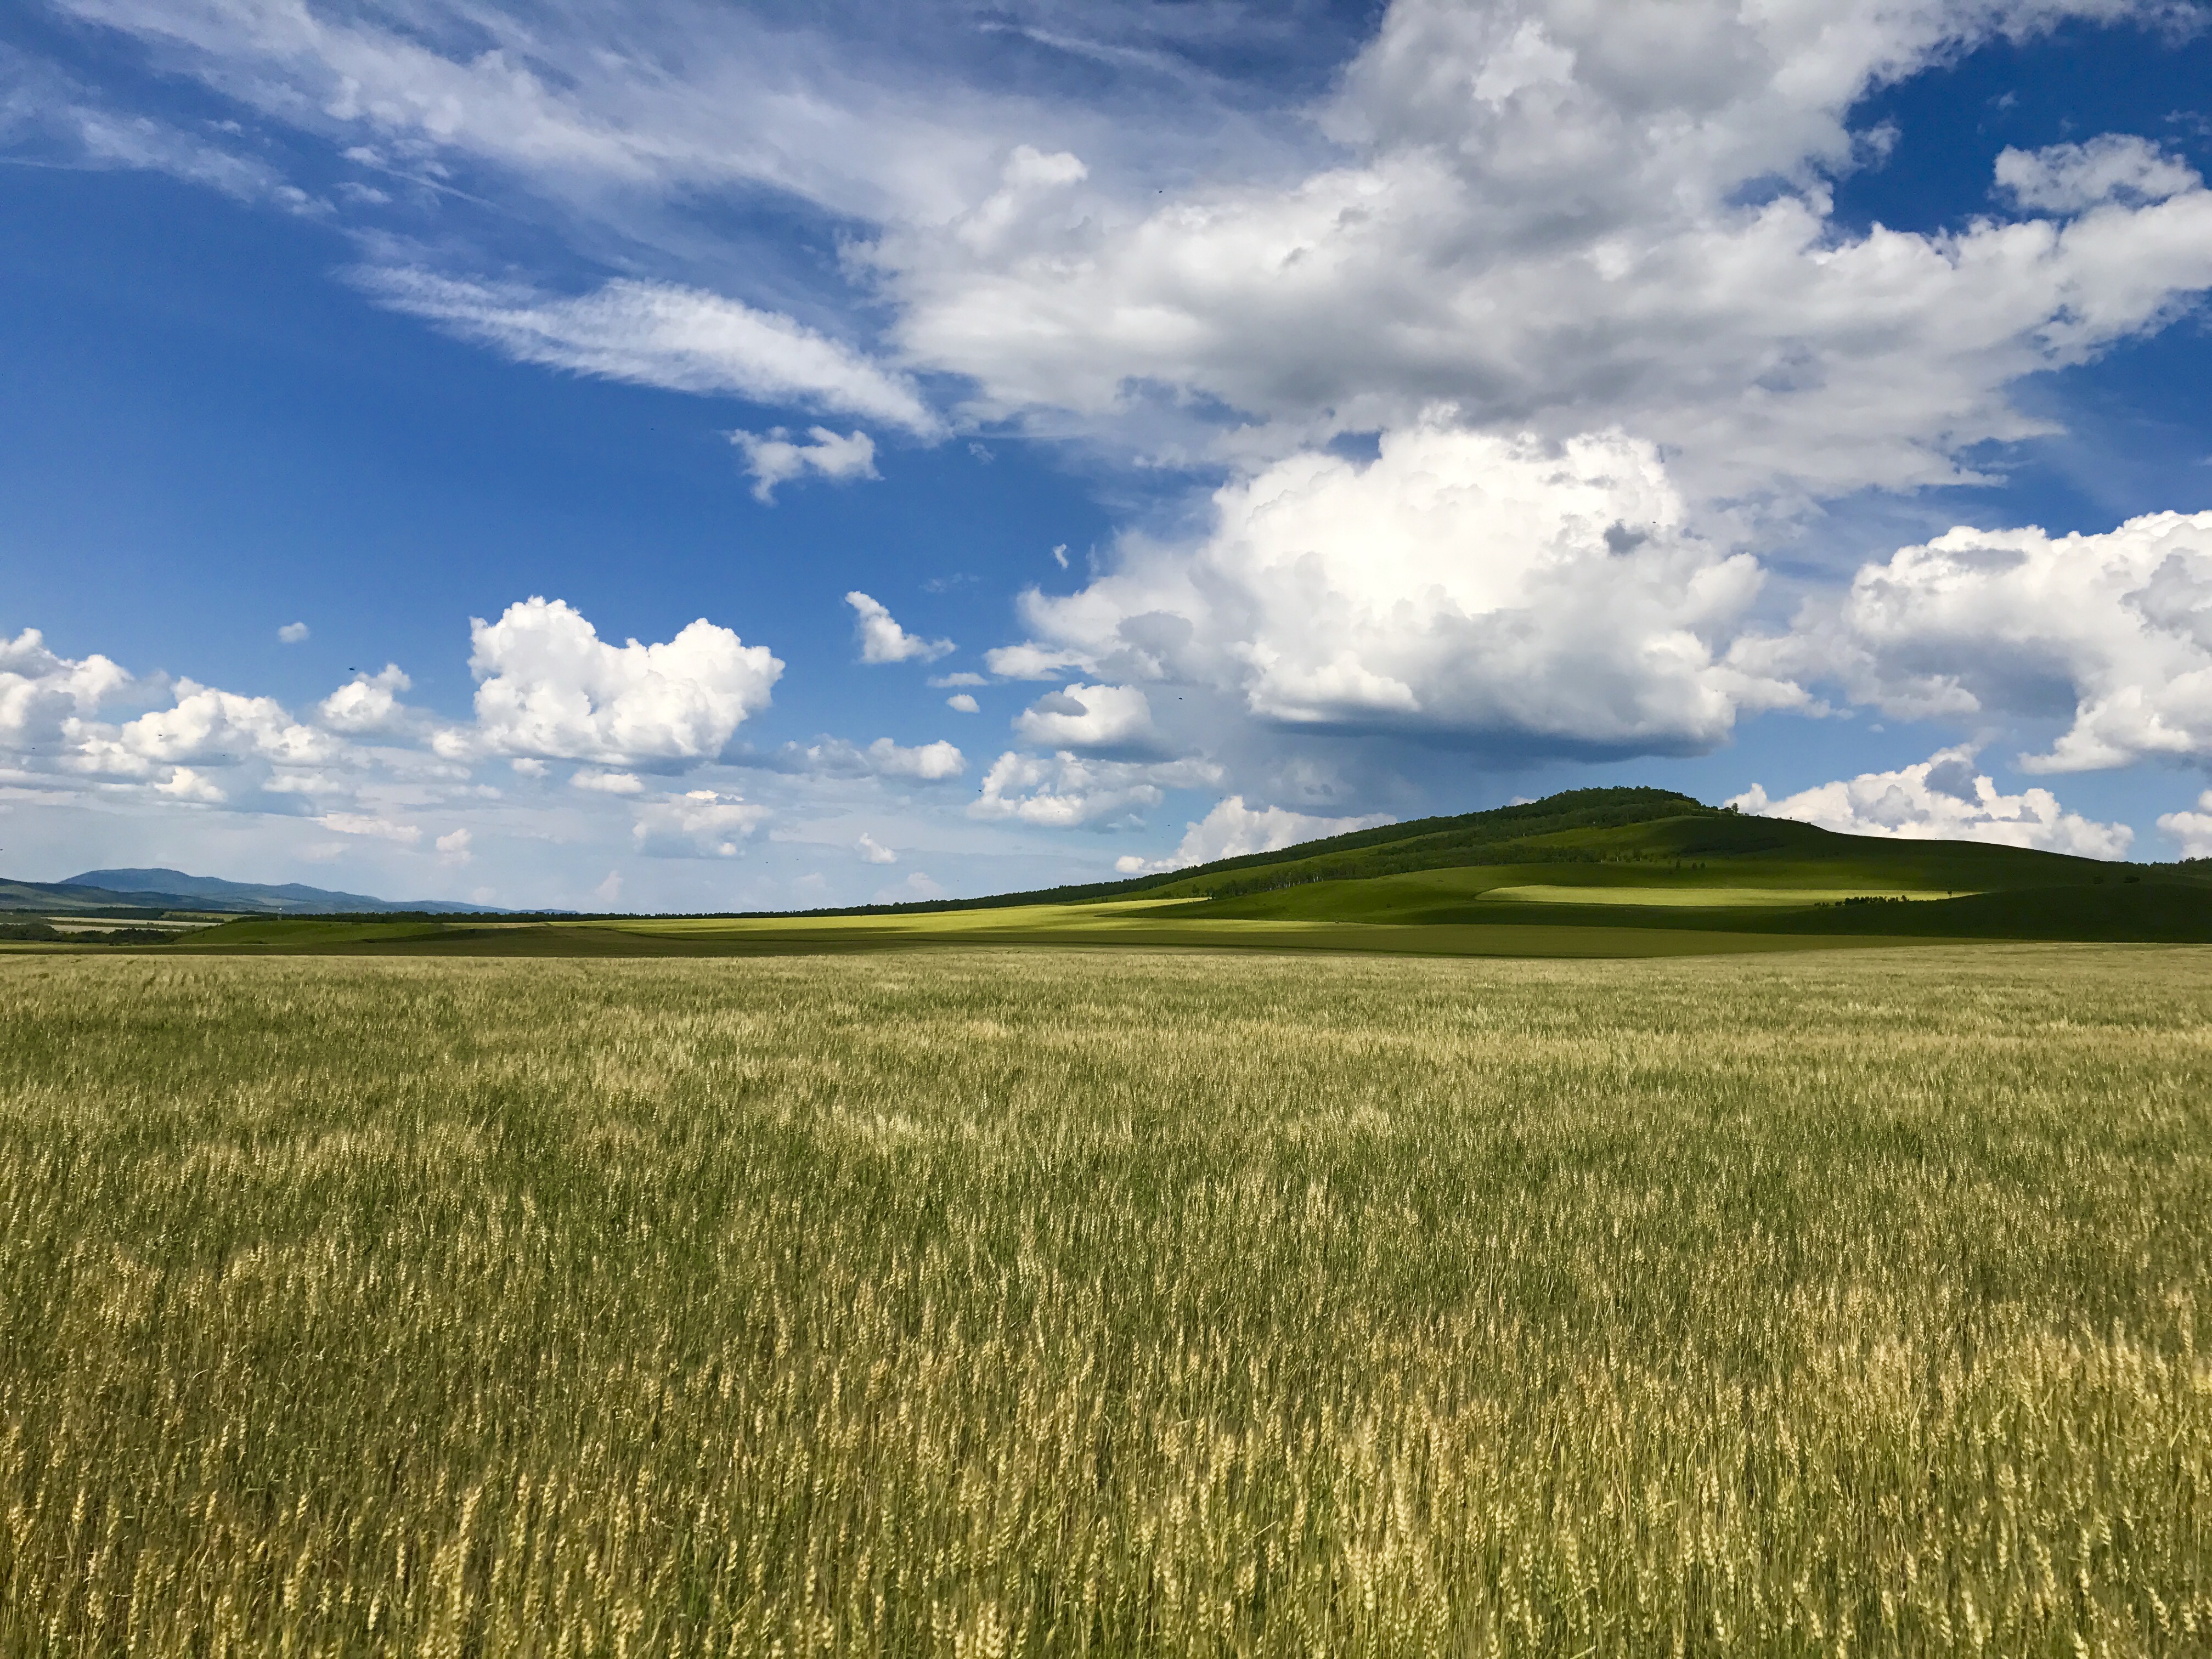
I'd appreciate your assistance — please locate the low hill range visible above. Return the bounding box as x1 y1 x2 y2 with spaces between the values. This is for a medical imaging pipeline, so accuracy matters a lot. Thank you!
0 867 500 917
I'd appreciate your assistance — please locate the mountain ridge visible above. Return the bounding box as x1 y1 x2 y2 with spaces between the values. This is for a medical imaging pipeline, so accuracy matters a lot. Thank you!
0 867 501 916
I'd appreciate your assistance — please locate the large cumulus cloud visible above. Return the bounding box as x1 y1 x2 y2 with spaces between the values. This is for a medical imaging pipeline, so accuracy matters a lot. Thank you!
1802 511 2212 773
996 423 1803 756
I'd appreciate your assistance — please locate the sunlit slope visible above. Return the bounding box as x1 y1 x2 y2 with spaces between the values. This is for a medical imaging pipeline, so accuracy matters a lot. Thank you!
1169 801 2118 907
1186 811 2212 940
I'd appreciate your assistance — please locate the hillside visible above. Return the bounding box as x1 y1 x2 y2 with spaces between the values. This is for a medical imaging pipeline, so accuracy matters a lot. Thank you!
768 785 2183 922
1147 788 2212 943
139 785 2212 957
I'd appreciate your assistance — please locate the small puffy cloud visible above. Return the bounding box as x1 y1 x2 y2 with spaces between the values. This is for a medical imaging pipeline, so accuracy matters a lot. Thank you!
2157 792 2212 859
747 735 966 780
873 738 965 780
510 757 550 778
1728 748 2131 860
470 597 781 766
946 693 980 713
436 827 473 863
1995 136 2200 216
855 831 898 865
847 592 954 664
971 751 1220 827
1807 511 2212 773
278 622 310 644
359 272 941 435
318 665 412 733
982 643 1089 681
154 766 227 803
996 424 1797 757
1115 795 1395 875
571 769 645 794
314 811 424 845
1012 682 1156 753
631 789 770 858
731 427 879 503
260 770 349 797
930 672 988 687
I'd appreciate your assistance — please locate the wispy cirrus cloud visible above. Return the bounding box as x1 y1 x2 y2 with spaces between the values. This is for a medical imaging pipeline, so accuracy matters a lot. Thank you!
357 271 942 434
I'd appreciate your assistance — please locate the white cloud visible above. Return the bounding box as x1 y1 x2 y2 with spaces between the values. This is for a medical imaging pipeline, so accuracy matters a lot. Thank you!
0 48 296 204
930 672 987 687
946 692 980 713
731 427 879 503
855 831 898 864
1116 795 1395 874
1728 747 2132 860
982 642 1091 681
877 0 2212 506
753 735 967 781
314 811 424 845
2157 792 2212 859
631 789 769 858
1803 510 2212 772
1012 682 1158 753
154 765 227 803
110 682 347 770
470 596 780 766
846 592 955 664
0 628 136 749
317 665 411 733
571 769 645 794
359 271 940 434
970 750 1220 827
50 0 2212 514
436 827 473 863
278 621 310 644
1000 424 1802 755
46 0 1014 226
1995 135 2200 215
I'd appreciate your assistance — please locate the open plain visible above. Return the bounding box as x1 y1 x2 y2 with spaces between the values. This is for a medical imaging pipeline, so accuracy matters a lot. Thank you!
4 944 2209 1656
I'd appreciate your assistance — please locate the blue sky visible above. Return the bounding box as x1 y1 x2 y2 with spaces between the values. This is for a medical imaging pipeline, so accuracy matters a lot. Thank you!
5 0 2212 910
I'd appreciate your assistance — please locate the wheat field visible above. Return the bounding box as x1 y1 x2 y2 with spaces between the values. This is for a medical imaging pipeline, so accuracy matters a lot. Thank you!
3 946 2208 1656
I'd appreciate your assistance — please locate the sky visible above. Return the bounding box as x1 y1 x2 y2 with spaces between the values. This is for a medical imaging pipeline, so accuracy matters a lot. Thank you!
5 0 2212 912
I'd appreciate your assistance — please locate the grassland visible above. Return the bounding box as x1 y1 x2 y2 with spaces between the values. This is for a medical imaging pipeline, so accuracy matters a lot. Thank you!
5 946 2209 1655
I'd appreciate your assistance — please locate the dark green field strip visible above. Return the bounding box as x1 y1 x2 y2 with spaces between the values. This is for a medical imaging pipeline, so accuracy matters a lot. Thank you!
155 916 1945 959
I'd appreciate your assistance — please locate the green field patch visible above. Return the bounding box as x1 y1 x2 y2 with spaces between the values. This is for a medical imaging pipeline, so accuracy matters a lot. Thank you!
1479 882 1960 907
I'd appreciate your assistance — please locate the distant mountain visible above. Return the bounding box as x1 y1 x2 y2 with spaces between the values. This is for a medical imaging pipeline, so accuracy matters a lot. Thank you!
0 867 504 916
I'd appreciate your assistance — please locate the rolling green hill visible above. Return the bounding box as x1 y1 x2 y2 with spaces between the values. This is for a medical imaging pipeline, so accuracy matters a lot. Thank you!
122 786 2212 958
